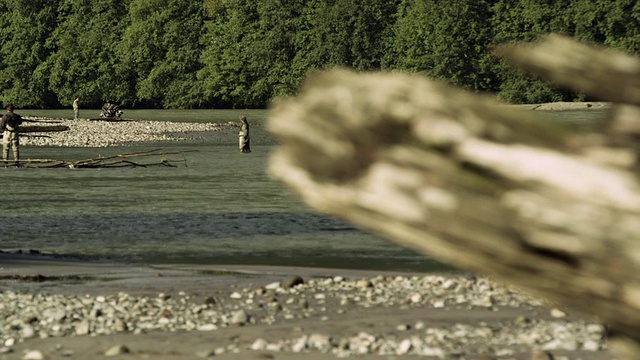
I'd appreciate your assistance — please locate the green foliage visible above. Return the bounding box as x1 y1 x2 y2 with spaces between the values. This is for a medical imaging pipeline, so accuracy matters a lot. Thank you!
46 0 130 108
0 0 57 108
203 0 227 19
490 0 586 103
0 0 637 108
293 0 398 72
199 0 306 108
606 1 640 53
119 0 205 108
495 67 582 104
384 0 496 92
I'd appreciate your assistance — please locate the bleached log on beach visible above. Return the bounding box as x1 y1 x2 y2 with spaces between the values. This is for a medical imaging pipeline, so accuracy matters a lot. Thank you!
20 125 70 133
268 35 640 357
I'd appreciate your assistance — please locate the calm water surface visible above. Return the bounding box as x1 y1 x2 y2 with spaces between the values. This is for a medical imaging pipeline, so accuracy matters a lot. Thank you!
1 108 609 271
3 109 445 271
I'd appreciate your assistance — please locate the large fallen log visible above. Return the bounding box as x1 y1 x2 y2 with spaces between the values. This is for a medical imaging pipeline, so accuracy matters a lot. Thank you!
20 125 70 133
268 35 640 358
19 118 70 133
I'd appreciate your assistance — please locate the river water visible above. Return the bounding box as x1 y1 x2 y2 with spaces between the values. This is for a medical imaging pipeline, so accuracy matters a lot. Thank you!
0 108 609 272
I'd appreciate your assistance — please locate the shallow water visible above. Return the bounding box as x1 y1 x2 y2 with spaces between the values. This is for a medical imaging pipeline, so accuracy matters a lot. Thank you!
1 108 609 272
2 109 446 272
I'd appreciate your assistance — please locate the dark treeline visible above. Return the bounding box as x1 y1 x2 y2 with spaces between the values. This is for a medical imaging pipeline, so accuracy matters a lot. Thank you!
0 0 638 109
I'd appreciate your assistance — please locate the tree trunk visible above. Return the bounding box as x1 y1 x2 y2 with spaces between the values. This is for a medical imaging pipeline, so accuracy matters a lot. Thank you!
267 35 640 358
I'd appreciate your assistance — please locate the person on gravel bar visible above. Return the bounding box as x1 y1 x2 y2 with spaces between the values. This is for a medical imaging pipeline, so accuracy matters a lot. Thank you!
0 104 23 163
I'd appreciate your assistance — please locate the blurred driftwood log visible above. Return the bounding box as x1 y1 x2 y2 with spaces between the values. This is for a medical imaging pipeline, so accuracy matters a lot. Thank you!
268 35 640 357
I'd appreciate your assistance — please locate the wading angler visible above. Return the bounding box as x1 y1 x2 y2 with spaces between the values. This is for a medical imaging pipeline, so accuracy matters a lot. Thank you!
1 105 23 164
239 116 251 153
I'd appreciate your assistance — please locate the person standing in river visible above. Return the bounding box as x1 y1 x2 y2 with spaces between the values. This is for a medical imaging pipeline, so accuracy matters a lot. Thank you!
73 97 80 120
0 105 23 163
239 116 251 153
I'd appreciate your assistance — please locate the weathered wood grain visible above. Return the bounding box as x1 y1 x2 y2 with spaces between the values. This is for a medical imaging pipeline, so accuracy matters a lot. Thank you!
268 35 640 357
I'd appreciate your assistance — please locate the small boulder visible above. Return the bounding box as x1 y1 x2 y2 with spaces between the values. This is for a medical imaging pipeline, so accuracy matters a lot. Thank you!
231 310 249 326
105 345 130 357
283 276 304 289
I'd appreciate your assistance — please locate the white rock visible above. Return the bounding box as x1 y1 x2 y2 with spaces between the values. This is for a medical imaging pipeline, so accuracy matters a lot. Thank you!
542 339 578 351
231 310 249 325
42 308 66 322
104 345 129 356
75 320 90 335
442 279 456 289
473 295 494 308
308 333 330 349
356 332 376 343
586 324 605 333
265 282 281 290
550 308 568 318
22 325 36 339
266 343 282 351
356 279 373 288
396 339 412 355
583 339 600 351
197 324 217 331
420 346 445 357
23 350 44 360
291 337 307 352
250 338 268 351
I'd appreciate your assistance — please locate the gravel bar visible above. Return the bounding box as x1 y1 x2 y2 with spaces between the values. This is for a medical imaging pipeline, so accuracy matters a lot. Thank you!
0 274 608 359
21 117 232 148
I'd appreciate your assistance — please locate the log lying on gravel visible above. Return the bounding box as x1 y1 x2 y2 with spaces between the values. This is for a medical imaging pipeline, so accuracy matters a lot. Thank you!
268 34 640 358
20 125 70 133
18 118 70 134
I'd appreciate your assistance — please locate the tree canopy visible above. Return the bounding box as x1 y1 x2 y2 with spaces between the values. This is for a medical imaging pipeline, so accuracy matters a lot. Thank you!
0 0 637 109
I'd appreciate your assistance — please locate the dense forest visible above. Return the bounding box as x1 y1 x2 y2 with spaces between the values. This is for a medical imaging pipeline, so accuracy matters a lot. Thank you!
0 0 637 109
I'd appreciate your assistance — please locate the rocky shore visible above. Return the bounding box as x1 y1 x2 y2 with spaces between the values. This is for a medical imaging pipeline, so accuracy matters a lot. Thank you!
20 117 233 148
508 101 611 111
0 255 613 360
1 103 616 360
17 102 608 148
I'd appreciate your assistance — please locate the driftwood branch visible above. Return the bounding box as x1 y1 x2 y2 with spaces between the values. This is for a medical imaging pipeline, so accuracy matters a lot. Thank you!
3 148 193 168
268 35 640 357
